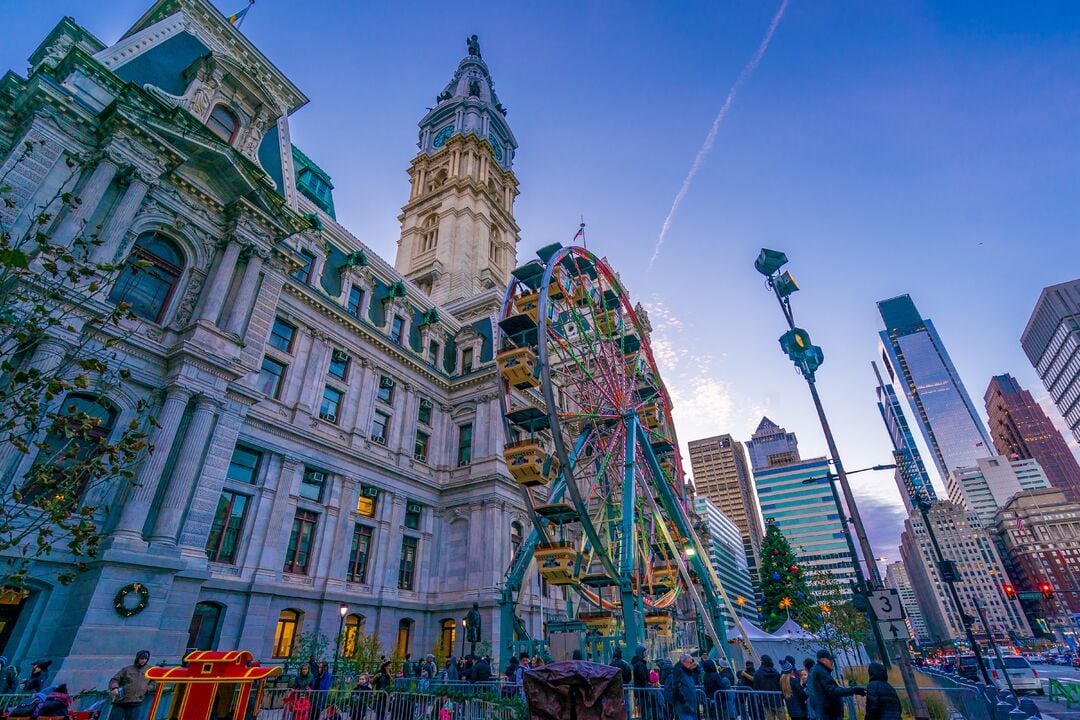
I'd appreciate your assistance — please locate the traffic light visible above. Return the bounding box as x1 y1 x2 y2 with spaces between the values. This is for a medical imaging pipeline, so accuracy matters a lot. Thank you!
1040 582 1054 599
779 328 825 380
1003 584 1016 599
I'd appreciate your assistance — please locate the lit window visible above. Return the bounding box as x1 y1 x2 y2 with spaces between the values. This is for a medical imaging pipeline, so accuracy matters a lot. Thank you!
273 609 301 658
342 614 364 657
396 619 413 658
107 233 184 323
328 350 350 380
284 510 318 574
269 318 296 352
348 525 372 583
377 376 395 404
414 432 430 463
226 445 261 485
206 104 239 143
390 316 405 345
319 386 343 423
457 423 473 467
257 357 286 398
356 487 378 518
371 411 390 445
301 468 327 502
205 490 249 564
347 286 365 318
398 536 418 590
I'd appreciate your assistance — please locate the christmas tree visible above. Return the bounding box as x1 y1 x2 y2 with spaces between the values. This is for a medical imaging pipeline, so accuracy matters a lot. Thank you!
759 522 814 632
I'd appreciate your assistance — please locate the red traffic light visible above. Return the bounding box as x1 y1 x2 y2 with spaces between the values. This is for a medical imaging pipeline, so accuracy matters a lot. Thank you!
1040 582 1054 598
1003 584 1016 599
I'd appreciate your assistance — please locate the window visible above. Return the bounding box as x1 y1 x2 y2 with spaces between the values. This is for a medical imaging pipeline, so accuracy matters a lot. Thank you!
489 226 501 264
511 521 524 555
107 233 184 323
257 357 286 398
187 602 223 651
418 399 432 426
348 525 372 583
357 486 378 517
23 393 117 506
457 423 473 466
206 104 239 142
205 490 249 564
347 286 366 318
293 250 316 284
342 614 364 657
319 386 343 423
371 412 390 445
428 341 441 365
420 214 438 253
273 609 301 658
414 432 430 462
405 502 423 530
300 468 327 502
390 316 405 345
226 445 261 485
461 347 474 373
398 536 418 590
284 510 318 574
328 350 350 381
396 619 413 659
438 619 457 660
269 318 296 352
377 377 395 404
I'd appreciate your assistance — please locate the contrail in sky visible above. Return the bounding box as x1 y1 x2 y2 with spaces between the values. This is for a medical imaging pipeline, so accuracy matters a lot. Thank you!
648 0 790 270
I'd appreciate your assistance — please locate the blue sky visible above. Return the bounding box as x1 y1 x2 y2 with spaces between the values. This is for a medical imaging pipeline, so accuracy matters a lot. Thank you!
4 0 1079 562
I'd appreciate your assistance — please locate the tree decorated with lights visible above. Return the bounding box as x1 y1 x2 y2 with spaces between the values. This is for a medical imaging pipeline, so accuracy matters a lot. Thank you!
759 522 814 632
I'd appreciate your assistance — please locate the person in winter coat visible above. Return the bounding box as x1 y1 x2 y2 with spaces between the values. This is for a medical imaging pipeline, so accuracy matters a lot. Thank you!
38 683 72 717
666 654 699 720
802 658 817 719
702 660 723 718
108 651 154 720
863 663 901 720
470 655 492 683
22 660 51 693
315 663 332 692
445 657 459 682
807 650 864 720
0 657 16 695
631 645 650 688
291 664 315 690
401 653 415 678
610 647 632 685
754 655 784 720
780 660 809 720
373 661 393 691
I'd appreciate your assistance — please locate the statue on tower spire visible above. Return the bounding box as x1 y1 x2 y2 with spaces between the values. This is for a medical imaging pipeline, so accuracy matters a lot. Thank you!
467 34 482 58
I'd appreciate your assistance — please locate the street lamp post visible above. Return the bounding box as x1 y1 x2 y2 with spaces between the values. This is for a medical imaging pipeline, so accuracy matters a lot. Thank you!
334 603 349 687
756 249 928 720
461 617 467 658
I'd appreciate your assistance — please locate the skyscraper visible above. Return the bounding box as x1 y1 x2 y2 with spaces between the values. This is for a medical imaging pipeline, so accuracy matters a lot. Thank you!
885 561 929 644
985 373 1080 502
878 294 994 480
745 417 800 471
873 361 938 513
694 496 759 623
1021 279 1080 443
947 456 1050 527
688 435 765 587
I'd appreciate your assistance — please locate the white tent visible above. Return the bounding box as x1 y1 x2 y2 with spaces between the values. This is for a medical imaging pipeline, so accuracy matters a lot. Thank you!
774 618 818 641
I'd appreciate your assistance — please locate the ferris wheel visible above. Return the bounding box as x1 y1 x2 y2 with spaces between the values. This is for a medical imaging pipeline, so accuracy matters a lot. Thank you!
496 243 740 659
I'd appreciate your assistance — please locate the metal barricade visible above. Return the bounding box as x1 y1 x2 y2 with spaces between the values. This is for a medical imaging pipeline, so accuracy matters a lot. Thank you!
0 694 31 713
259 688 517 720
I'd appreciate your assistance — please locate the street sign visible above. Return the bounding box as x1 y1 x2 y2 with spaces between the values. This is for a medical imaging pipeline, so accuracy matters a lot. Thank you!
869 589 904 621
878 620 910 641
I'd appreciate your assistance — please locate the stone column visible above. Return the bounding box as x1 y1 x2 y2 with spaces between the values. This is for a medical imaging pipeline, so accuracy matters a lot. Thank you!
52 157 119 247
149 395 218 545
113 386 192 539
197 240 242 325
255 456 302 578
223 250 264 336
0 338 70 481
89 174 150 264
296 335 330 414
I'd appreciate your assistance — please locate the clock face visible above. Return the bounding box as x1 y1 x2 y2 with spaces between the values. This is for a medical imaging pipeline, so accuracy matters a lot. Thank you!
433 125 454 149
488 133 503 163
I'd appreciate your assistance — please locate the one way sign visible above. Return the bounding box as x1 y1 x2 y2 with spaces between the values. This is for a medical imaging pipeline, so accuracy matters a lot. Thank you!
878 620 910 641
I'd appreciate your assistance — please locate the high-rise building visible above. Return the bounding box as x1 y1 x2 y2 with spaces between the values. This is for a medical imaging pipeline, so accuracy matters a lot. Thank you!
693 496 759 623
885 561 929 644
947 456 1049 527
745 417 800 471
899 501 1030 645
687 435 765 587
873 361 938 513
985 373 1080 502
993 488 1080 638
754 456 858 596
1021 279 1080 443
878 294 994 480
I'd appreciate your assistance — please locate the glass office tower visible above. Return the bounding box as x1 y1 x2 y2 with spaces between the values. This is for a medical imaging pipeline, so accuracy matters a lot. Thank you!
873 360 938 513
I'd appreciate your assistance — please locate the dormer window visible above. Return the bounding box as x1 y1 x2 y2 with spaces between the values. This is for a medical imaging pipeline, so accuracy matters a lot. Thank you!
207 105 239 143
293 250 315 284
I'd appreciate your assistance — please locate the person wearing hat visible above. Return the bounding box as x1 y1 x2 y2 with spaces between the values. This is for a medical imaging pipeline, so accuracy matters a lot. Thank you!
780 657 808 720
807 649 864 720
863 662 901 720
109 651 155 720
22 659 51 693
0 656 16 694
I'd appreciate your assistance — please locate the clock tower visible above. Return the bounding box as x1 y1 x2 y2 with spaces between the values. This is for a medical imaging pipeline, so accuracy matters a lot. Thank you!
394 36 520 307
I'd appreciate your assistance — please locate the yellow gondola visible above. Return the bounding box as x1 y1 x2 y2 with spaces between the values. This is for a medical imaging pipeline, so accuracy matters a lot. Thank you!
514 291 540 323
535 542 579 585
650 566 678 592
595 309 618 335
497 347 540 389
503 439 560 487
645 614 674 637
638 404 661 430
579 613 617 636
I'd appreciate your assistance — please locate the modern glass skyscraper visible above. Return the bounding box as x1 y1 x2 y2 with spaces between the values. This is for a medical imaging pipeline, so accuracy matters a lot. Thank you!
693 496 759 623
873 361 938 513
877 294 993 480
1021 279 1080 443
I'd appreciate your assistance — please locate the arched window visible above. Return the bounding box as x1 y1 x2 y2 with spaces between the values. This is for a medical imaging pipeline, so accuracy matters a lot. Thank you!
510 521 523 556
273 609 302 658
438 618 457 659
342 613 364 657
206 104 240 143
107 232 184 323
488 226 501 265
419 214 438 254
187 601 225 651
22 393 118 506
396 618 413 658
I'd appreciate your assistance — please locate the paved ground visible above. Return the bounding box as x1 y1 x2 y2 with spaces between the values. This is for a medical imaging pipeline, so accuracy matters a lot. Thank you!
1034 664 1080 719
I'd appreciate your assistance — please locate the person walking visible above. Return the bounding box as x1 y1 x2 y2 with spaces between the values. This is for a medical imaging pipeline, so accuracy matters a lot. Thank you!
702 659 723 718
0 657 17 694
420 655 438 681
631 645 650 688
445 657 459 682
802 658 817 719
22 660 51 693
753 655 783 720
108 651 154 720
807 650 864 720
666 654 699 720
401 653 415 679
610 647 632 685
780 659 809 720
863 663 901 720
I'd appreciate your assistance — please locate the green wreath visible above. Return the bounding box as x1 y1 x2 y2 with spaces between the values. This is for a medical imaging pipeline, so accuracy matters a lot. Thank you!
114 582 149 618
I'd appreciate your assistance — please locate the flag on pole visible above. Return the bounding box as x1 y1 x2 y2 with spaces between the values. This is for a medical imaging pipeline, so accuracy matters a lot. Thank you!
228 0 254 26
1015 512 1023 532
572 221 585 248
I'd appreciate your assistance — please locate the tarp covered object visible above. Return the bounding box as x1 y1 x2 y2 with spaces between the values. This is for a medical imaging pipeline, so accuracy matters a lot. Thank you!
523 660 626 720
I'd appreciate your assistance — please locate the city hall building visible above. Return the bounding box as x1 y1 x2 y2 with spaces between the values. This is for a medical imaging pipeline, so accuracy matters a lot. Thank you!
0 0 543 688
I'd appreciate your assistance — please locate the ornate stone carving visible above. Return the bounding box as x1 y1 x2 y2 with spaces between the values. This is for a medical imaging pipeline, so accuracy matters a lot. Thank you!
172 268 207 327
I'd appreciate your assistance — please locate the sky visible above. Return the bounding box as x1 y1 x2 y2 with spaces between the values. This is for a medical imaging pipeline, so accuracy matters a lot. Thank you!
3 0 1079 565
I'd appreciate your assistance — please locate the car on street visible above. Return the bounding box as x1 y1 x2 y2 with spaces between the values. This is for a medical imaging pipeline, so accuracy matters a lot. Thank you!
989 655 1042 695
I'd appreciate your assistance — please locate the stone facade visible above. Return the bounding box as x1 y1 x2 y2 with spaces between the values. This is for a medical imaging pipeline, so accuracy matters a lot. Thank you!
0 0 539 690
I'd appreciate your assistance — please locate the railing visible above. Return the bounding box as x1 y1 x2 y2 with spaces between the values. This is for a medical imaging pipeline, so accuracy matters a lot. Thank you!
260 688 518 720
1049 677 1080 708
392 679 524 698
0 694 32 713
910 668 1043 720
623 686 785 720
